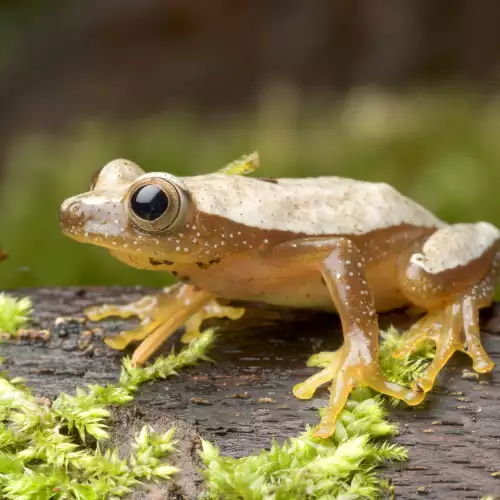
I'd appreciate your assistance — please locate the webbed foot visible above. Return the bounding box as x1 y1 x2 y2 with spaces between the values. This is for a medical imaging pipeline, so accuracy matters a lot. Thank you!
294 334 425 438
84 284 245 365
393 295 494 393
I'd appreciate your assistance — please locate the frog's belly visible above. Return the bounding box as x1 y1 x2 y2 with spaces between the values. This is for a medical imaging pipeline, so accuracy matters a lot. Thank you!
182 257 409 313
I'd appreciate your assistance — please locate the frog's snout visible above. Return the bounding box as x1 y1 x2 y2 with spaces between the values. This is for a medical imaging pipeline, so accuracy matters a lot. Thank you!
60 196 85 238
60 191 131 249
60 197 82 219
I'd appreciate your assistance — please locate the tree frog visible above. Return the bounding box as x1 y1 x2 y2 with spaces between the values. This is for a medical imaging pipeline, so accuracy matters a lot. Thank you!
60 152 499 438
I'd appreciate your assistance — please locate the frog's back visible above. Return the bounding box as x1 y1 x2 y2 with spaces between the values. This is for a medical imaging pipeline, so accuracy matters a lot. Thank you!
183 174 444 236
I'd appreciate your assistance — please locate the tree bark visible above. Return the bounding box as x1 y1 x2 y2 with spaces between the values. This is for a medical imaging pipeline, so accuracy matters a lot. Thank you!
2 287 500 499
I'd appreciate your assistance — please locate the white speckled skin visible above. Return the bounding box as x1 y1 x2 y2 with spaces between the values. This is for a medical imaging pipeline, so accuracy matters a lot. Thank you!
185 174 445 235
414 222 499 274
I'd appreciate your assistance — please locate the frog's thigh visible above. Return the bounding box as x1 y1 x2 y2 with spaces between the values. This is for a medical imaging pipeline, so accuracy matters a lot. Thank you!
269 237 424 438
396 223 499 390
398 223 499 310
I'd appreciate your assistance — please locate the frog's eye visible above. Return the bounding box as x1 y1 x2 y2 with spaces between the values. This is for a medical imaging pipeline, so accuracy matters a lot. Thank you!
127 179 183 232
130 185 168 220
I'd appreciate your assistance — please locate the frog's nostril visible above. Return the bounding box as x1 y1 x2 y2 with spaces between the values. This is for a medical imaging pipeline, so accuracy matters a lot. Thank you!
60 199 85 232
70 203 81 217
60 198 81 216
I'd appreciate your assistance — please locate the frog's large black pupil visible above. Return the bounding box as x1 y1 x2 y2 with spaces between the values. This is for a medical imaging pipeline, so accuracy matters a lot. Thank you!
130 185 169 221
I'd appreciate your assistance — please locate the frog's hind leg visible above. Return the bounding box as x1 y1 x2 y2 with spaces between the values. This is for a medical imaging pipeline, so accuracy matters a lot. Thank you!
395 223 500 392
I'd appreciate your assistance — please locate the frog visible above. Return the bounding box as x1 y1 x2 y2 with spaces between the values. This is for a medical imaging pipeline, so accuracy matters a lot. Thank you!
59 152 499 438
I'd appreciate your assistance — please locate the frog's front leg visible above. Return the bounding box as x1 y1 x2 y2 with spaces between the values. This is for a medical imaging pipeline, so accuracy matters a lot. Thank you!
181 301 245 343
394 223 499 392
268 237 425 438
85 284 243 365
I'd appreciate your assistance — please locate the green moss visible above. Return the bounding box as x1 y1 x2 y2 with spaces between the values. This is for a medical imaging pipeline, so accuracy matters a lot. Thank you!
379 327 435 405
199 326 436 499
200 391 406 499
0 330 216 499
0 294 32 335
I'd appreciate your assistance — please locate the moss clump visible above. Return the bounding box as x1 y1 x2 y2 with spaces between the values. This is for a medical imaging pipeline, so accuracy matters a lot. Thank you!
199 327 436 499
0 294 32 335
200 389 405 500
0 330 215 499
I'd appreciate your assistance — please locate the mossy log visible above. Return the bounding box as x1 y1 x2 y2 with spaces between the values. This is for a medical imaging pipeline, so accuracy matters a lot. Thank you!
2 287 500 499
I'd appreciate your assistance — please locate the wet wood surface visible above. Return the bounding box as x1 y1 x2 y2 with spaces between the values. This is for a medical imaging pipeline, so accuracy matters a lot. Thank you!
2 287 500 499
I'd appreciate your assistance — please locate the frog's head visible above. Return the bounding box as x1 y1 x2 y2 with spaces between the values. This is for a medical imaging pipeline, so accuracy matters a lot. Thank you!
60 159 196 268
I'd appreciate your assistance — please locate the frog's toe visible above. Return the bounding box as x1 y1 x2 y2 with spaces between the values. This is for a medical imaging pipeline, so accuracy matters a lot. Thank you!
312 367 422 438
293 367 334 400
471 356 495 373
411 376 433 393
462 296 495 373
85 295 158 322
410 303 463 392
293 382 316 400
85 303 126 321
293 349 342 400
410 293 495 392
312 370 354 438
181 301 245 344
85 295 161 350
304 344 423 439
104 321 154 350
311 374 423 438
305 351 338 368
365 370 425 405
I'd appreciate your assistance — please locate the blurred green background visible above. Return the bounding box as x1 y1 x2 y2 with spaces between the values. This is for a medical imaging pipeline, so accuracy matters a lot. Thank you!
1 1 500 289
